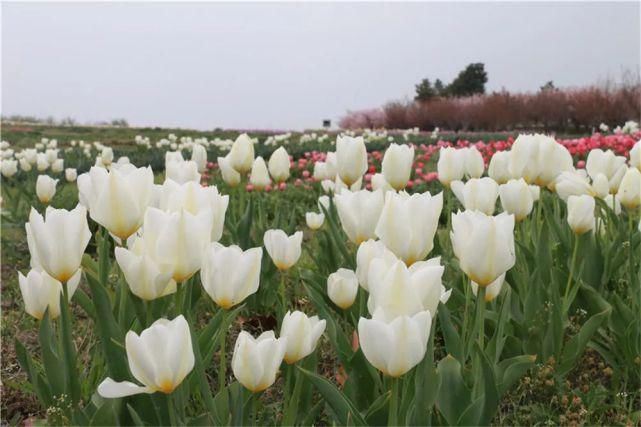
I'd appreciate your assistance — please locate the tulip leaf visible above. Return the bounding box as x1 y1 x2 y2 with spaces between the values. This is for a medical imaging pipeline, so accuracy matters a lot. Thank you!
297 367 367 426
474 343 499 426
89 398 118 426
126 403 146 426
38 311 66 398
496 354 536 395
558 307 611 377
73 288 97 320
455 396 484 427
435 355 471 426
15 338 52 407
438 306 464 362
363 390 389 426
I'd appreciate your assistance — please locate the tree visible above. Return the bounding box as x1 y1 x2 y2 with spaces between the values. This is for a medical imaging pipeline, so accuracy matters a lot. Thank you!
540 80 556 92
446 63 488 97
415 78 438 101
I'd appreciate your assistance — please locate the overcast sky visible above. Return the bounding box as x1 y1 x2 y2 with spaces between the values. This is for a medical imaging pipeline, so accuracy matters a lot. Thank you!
2 2 639 131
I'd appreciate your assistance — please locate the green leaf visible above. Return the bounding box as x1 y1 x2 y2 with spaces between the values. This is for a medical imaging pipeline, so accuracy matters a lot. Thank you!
38 312 66 398
126 403 145 426
558 307 611 376
90 398 119 426
15 338 52 406
297 367 367 426
438 306 464 362
435 355 471 426
496 355 537 395
475 344 499 426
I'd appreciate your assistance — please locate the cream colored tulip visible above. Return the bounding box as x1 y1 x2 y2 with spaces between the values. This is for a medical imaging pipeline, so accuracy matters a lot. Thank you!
355 239 398 291
335 189 384 244
630 140 641 171
327 268 359 309
268 147 290 183
36 175 58 204
358 310 431 377
450 211 515 287
305 212 325 230
27 206 91 283
554 171 595 201
77 166 154 240
437 147 465 187
586 149 627 193
98 316 194 397
229 133 255 174
375 191 443 265
166 160 201 184
65 168 77 182
382 144 414 190
471 273 505 302
499 178 536 221
464 147 484 178
232 330 287 393
617 167 641 209
488 151 512 184
250 157 271 189
115 242 176 301
280 311 326 364
336 135 367 186
566 195 595 235
18 269 81 320
218 156 241 187
101 147 114 166
201 242 262 309
191 144 208 173
451 177 499 215
371 173 394 192
1 160 17 178
263 229 303 271
51 159 64 173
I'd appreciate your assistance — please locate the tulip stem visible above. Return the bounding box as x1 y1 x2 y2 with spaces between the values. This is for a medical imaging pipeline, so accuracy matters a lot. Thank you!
279 271 288 319
474 287 487 351
251 392 261 426
388 376 400 426
60 281 80 405
219 310 228 394
562 236 580 313
283 365 304 426
165 392 178 426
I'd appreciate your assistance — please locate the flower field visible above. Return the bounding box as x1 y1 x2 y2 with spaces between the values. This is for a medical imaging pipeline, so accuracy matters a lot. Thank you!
1 125 640 426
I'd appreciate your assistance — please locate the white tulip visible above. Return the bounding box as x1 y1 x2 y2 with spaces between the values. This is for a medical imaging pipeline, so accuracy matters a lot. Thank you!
166 160 201 184
471 273 505 302
27 205 91 283
566 195 595 235
229 133 255 174
305 212 325 230
36 175 58 204
65 168 77 182
18 269 80 320
218 156 241 187
437 147 465 187
554 171 595 201
156 180 229 242
263 229 303 271
509 134 572 187
375 191 443 265
280 311 326 364
355 239 397 291
101 147 114 165
630 140 641 171
371 173 394 192
36 154 49 172
464 147 484 178
488 151 512 184
1 159 18 177
327 268 359 309
115 241 176 301
77 166 154 240
336 135 367 186
382 144 414 190
45 149 59 164
367 258 450 321
358 310 432 377
617 167 641 209
201 242 262 309
335 190 384 244
268 147 290 183
499 178 536 221
451 211 515 287
98 316 194 397
51 159 64 173
191 144 208 173
586 149 627 193
19 158 32 172
232 330 287 393
451 177 499 215
250 157 271 189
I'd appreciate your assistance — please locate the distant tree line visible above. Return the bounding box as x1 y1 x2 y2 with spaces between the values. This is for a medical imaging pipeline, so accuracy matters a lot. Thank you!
1 115 129 128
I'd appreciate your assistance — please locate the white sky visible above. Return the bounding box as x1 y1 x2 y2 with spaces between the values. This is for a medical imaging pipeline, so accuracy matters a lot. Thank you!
2 2 640 130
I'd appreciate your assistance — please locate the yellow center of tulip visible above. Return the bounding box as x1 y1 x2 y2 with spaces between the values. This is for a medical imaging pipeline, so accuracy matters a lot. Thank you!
158 380 175 394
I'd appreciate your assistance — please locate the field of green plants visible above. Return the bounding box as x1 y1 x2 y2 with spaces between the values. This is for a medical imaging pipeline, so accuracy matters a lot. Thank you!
1 123 640 426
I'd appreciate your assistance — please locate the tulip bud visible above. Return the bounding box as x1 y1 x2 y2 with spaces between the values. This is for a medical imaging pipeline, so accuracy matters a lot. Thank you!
27 205 91 283
499 178 535 221
591 173 610 199
336 135 367 186
263 229 303 271
268 147 290 183
36 175 58 204
371 173 394 192
617 167 641 209
98 316 194 397
488 151 511 184
191 144 208 173
232 330 287 392
375 191 443 265
19 158 32 172
250 157 271 190
77 166 154 240
18 269 80 320
201 242 262 309
437 147 465 187
65 168 77 182
115 243 176 301
630 140 641 171
218 155 241 187
355 239 397 290
566 195 595 235
229 133 255 174
327 268 359 309
358 310 431 377
451 177 499 215
335 190 384 244
464 147 484 178
586 149 627 193
1 159 18 178
166 160 201 184
305 212 325 230
451 211 515 287
603 194 621 215
51 158 64 173
36 154 49 172
382 144 414 190
280 311 326 364
101 147 114 165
